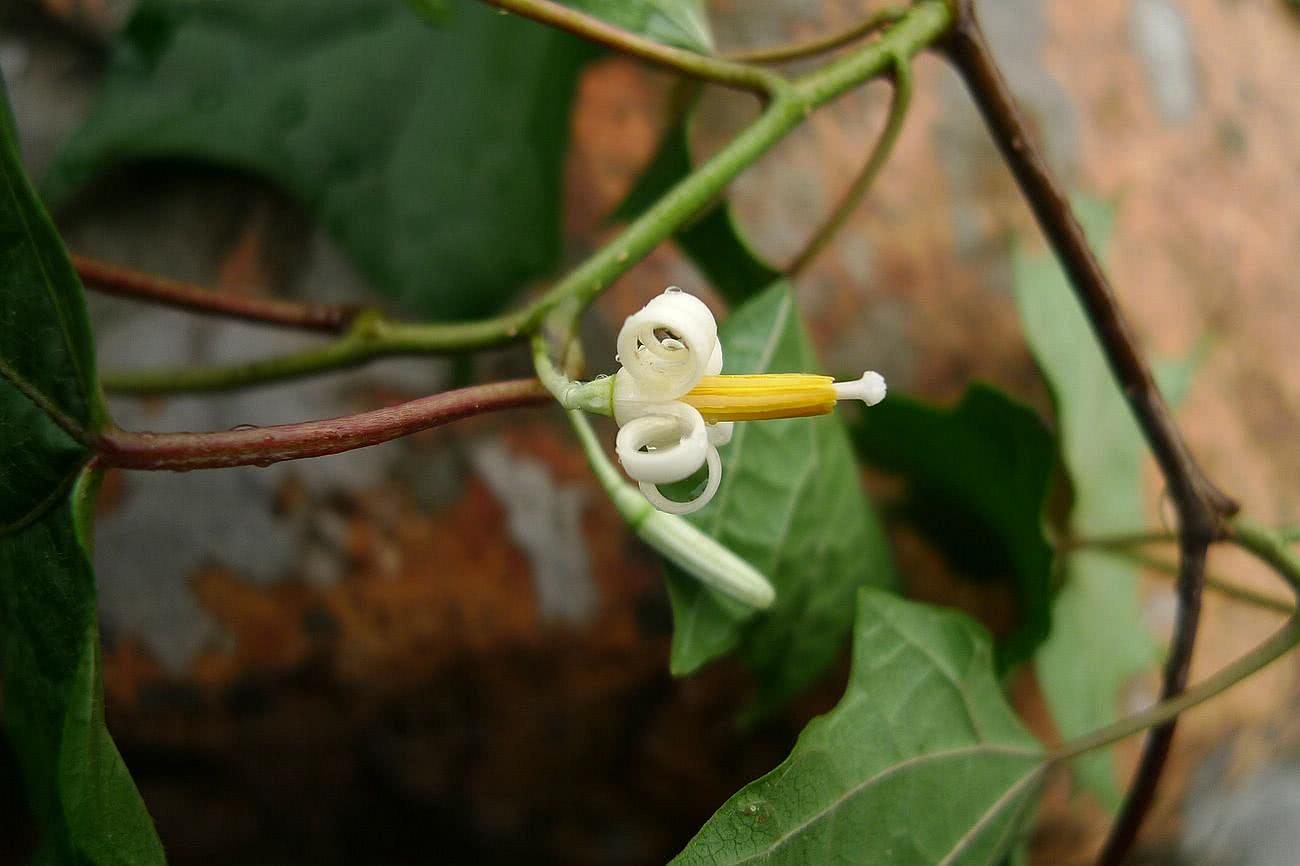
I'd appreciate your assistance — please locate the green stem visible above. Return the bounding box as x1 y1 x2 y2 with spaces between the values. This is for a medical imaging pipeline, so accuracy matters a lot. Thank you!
482 0 783 96
1090 546 1294 615
566 408 647 521
100 310 529 394
530 331 613 415
1229 518 1300 596
525 0 950 321
1069 525 1300 552
1062 529 1180 550
101 1 954 395
1055 615 1300 761
788 54 913 276
726 6 907 64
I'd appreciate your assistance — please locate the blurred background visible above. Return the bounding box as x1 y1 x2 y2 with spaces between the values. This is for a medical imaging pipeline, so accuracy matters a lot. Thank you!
2 0 1298 863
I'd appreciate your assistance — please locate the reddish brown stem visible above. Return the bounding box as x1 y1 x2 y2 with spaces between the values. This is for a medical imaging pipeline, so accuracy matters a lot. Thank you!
73 253 365 333
95 379 550 471
938 4 1236 862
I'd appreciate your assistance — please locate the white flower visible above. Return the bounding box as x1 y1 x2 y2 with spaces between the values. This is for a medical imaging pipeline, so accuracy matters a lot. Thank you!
612 288 887 515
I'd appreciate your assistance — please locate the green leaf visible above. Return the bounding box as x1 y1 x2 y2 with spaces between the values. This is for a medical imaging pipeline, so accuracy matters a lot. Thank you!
2 475 165 865
665 284 897 712
0 78 101 531
853 384 1056 670
673 589 1045 866
402 0 449 25
43 0 592 320
613 114 778 306
1013 195 1157 809
1 79 163 863
564 0 713 52
1154 334 1213 409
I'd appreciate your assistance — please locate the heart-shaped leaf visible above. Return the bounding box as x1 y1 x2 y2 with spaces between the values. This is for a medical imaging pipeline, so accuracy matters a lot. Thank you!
673 589 1045 865
1 84 101 531
1 78 163 863
44 0 592 320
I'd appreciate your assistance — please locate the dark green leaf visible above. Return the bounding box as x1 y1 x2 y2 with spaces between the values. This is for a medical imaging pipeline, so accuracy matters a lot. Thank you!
0 77 100 531
44 0 592 319
1 473 165 865
1013 195 1157 809
673 589 1045 866
665 284 897 711
853 384 1056 670
2 78 161 863
613 114 778 306
564 0 713 52
402 0 449 25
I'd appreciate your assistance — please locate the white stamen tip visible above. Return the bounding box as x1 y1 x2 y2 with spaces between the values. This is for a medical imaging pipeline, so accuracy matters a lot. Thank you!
833 371 887 407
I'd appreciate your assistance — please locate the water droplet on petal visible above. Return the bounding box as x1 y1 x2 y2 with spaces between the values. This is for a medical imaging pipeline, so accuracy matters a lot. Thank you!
229 423 259 432
665 286 683 294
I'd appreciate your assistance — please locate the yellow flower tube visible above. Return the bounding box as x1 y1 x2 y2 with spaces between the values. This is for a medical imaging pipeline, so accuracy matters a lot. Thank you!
682 373 838 422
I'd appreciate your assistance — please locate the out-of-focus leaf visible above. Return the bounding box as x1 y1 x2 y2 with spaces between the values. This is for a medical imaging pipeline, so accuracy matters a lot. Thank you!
0 79 101 531
673 589 1045 865
853 384 1056 670
44 0 591 319
1154 334 1213 409
665 284 896 712
1004 839 1032 866
402 0 448 25
1014 195 1157 809
565 0 713 52
1 79 163 864
613 116 777 306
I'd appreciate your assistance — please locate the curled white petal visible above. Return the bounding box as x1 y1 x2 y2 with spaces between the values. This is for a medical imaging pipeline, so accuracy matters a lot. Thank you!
568 410 773 610
705 340 723 376
615 287 718 401
615 402 708 484
638 446 722 515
